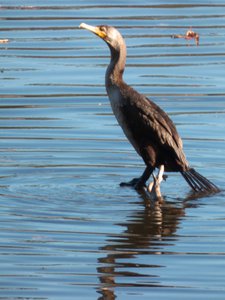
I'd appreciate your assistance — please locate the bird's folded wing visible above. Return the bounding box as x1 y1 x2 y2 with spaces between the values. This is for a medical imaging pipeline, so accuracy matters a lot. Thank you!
123 93 184 157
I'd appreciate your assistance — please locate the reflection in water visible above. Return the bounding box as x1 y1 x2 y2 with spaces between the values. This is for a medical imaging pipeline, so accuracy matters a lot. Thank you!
96 191 198 300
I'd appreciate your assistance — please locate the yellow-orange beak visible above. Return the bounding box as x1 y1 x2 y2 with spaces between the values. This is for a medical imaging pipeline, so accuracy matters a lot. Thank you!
79 23 107 39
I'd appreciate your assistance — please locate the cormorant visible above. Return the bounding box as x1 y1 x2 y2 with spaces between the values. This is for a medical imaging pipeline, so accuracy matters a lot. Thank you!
79 23 219 193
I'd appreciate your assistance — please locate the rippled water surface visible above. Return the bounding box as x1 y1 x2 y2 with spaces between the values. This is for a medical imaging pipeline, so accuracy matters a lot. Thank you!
0 1 225 299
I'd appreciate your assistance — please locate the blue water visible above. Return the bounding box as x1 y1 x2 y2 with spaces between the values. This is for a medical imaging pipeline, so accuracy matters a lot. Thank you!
0 1 225 299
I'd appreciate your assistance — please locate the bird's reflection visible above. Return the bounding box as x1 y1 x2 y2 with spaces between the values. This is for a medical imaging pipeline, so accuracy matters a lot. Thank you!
96 190 200 300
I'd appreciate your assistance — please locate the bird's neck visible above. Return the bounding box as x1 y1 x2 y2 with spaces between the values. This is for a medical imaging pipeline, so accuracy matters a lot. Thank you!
105 44 126 91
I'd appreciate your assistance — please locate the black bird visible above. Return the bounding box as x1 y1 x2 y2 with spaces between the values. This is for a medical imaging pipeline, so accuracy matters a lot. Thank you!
79 23 219 193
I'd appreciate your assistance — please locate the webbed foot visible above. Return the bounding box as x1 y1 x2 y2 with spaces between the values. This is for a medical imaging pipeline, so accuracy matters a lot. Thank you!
120 178 146 190
120 166 154 191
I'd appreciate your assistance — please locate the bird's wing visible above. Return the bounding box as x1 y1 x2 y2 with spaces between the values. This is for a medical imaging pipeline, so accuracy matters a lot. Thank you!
121 86 184 159
137 96 183 150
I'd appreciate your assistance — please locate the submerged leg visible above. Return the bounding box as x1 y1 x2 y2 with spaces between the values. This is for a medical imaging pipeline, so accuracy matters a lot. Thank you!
120 166 154 190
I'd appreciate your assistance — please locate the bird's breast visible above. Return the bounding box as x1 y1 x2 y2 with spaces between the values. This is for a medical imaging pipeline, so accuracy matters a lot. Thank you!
107 86 126 126
107 86 141 154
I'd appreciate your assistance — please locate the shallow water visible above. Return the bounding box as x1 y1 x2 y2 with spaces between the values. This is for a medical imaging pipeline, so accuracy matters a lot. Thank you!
0 1 225 299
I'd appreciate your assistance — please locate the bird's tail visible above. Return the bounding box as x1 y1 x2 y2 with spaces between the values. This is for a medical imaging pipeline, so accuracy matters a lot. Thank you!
181 168 219 193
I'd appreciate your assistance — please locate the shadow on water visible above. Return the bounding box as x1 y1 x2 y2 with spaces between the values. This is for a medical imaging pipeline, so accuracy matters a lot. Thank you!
96 189 200 300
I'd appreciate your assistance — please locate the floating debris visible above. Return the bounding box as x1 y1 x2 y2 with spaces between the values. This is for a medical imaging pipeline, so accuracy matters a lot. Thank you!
0 39 9 44
171 28 199 46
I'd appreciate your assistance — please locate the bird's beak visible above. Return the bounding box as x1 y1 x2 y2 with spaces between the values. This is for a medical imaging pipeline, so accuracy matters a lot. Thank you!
79 23 107 39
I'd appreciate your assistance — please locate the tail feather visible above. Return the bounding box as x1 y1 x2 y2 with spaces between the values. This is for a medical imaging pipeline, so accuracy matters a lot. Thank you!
181 168 219 193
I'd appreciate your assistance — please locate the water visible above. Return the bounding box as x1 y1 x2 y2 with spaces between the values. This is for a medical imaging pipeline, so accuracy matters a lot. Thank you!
0 1 225 299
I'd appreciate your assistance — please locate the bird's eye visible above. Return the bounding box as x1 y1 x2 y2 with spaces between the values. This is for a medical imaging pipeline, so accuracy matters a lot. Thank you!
99 26 106 32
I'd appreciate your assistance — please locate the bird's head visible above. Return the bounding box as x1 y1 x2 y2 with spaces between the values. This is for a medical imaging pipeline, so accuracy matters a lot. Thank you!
79 23 125 52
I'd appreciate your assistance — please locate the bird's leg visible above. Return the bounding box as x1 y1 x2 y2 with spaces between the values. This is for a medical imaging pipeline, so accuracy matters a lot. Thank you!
157 164 165 183
148 165 165 197
134 166 154 190
120 166 153 190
